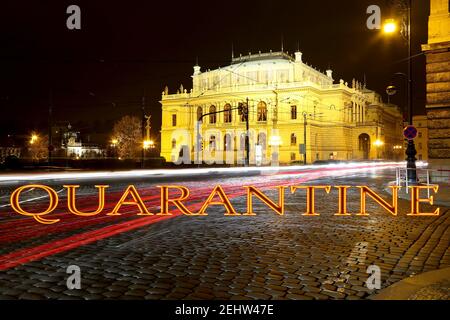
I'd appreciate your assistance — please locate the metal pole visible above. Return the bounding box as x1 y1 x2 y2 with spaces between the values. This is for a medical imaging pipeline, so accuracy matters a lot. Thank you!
405 0 417 183
141 96 145 169
48 88 53 167
303 112 307 165
245 97 250 167
196 119 202 167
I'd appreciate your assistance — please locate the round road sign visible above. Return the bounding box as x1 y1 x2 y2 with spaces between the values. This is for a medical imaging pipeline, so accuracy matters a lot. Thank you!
403 125 417 140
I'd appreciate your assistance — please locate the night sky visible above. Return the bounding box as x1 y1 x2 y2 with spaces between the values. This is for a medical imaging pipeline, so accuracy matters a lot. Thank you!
0 0 429 144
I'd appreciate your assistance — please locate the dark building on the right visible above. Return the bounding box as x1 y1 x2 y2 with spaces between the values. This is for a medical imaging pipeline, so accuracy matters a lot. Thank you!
422 0 450 175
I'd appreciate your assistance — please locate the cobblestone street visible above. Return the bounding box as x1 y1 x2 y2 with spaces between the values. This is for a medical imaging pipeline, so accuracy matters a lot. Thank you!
0 167 448 300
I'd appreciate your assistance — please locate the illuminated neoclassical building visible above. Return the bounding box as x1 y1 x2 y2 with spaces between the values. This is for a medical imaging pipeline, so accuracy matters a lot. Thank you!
160 50 404 165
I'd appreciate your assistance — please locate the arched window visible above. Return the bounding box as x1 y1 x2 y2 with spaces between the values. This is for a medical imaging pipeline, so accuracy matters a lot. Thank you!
224 104 232 123
257 101 267 122
238 102 247 122
209 105 216 124
197 106 203 121
358 133 370 159
224 134 231 151
240 133 246 151
257 132 266 147
171 138 176 149
209 135 216 150
291 133 297 146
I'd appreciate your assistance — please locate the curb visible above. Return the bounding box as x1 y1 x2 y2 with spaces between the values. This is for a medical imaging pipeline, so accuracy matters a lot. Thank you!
371 267 450 300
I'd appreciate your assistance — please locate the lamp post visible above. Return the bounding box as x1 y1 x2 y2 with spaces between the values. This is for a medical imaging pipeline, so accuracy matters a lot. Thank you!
383 0 417 183
302 112 313 165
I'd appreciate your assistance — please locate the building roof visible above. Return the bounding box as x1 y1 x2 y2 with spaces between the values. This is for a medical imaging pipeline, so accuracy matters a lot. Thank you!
231 51 295 65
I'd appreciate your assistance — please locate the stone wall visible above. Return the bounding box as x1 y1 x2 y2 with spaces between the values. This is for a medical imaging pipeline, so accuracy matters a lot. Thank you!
424 44 450 165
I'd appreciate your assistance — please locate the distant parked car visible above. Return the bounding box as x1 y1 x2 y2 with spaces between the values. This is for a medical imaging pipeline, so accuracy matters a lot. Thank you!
313 159 342 165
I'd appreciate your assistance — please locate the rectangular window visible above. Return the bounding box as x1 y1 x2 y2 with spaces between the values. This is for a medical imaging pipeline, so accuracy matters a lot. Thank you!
172 114 177 126
290 134 297 146
291 105 297 120
418 132 422 138
290 153 296 161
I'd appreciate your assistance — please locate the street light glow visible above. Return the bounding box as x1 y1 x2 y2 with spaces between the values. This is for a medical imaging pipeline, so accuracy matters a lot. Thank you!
30 134 39 145
143 140 152 149
269 135 282 146
373 139 384 147
383 19 397 34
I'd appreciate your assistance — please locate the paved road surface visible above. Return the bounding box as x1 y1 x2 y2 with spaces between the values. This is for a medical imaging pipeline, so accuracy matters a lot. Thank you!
0 164 448 300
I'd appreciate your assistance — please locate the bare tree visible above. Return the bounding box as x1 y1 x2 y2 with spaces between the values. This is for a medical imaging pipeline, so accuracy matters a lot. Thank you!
112 115 142 159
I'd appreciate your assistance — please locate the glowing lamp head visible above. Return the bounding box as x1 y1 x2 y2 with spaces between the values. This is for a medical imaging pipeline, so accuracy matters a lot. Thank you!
30 134 38 144
269 135 282 146
143 140 152 149
373 139 384 147
383 19 397 34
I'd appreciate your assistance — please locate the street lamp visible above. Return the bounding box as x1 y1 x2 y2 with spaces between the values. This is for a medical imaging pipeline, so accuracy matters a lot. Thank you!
268 135 282 146
143 140 152 150
382 0 416 183
373 139 384 159
373 139 384 147
30 134 39 145
383 19 397 34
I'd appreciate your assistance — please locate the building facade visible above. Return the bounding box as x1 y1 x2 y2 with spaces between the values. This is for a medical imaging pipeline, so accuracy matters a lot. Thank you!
413 115 429 161
160 50 403 165
422 0 450 168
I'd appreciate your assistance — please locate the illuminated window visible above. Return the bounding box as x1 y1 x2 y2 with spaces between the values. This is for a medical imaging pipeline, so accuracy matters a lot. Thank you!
257 101 267 122
291 105 297 119
209 135 216 150
209 105 216 124
238 102 247 122
172 114 177 126
291 133 297 146
224 104 232 123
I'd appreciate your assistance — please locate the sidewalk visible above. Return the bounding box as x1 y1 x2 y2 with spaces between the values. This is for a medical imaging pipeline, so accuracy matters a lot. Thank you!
371 267 450 300
386 182 450 207
434 183 450 207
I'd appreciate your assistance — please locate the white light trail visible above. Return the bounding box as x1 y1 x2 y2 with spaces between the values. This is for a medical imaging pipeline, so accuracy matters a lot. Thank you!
0 161 407 183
